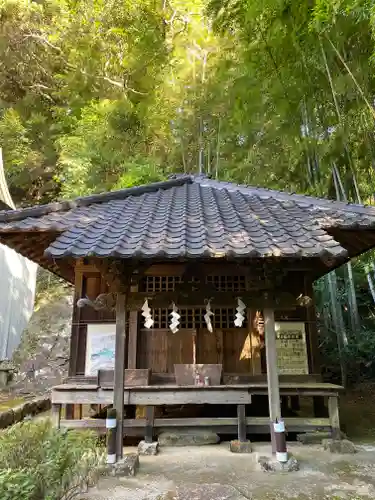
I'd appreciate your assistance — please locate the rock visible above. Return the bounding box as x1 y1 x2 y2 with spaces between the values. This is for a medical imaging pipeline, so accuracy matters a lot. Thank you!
138 440 159 455
35 397 51 412
103 453 139 477
0 409 14 428
11 287 73 396
12 405 24 423
322 439 357 454
158 430 220 447
257 454 299 472
297 431 346 444
20 402 34 419
229 440 252 453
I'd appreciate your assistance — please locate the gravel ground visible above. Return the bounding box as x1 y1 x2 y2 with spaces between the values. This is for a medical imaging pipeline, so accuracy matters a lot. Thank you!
82 441 375 500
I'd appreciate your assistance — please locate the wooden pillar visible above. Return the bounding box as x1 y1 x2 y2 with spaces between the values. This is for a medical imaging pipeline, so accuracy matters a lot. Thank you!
145 406 155 444
106 408 117 464
237 404 247 442
66 269 85 420
264 308 281 452
328 396 341 439
114 293 128 459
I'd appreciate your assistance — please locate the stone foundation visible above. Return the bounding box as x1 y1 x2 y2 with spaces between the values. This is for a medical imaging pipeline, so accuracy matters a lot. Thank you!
322 439 357 454
138 440 159 455
101 453 140 477
0 396 51 429
230 440 252 453
257 454 299 472
297 431 347 444
158 429 220 447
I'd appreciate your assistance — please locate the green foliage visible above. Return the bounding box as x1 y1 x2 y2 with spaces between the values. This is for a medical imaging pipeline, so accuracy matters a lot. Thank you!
315 258 375 384
0 419 103 500
0 0 374 203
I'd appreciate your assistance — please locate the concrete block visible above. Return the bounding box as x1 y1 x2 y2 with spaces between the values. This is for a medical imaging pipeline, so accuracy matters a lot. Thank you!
322 439 357 454
257 454 299 472
138 440 159 455
230 440 252 453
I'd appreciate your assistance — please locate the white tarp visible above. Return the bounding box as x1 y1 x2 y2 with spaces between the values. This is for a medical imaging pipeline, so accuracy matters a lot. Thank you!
0 149 37 360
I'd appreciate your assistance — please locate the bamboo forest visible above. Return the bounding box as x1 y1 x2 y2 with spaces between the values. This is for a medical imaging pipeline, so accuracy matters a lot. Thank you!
1 0 375 384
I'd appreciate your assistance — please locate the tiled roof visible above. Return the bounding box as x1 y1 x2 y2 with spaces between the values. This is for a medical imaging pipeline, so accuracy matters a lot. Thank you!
1 174 375 261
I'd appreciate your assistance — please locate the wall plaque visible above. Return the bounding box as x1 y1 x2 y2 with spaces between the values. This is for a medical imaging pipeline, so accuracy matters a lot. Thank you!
85 323 116 376
275 321 309 375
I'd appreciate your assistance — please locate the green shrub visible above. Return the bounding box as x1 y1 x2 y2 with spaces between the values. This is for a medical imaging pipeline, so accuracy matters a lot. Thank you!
0 419 104 500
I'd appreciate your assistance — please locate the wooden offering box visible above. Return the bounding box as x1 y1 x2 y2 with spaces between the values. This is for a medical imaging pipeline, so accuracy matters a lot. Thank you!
174 364 222 386
98 369 151 388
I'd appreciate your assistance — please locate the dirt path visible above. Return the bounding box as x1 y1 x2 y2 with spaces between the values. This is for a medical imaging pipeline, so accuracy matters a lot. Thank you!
82 442 375 500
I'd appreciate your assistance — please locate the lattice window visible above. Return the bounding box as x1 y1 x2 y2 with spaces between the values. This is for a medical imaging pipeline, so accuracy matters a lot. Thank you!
143 276 181 292
144 307 247 329
206 275 247 292
142 274 247 292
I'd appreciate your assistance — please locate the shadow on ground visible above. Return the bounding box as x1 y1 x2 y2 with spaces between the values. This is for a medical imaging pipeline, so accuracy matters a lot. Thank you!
82 441 375 500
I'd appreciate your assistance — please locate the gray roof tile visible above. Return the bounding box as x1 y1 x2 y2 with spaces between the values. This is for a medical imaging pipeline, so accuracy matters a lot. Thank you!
0 175 375 261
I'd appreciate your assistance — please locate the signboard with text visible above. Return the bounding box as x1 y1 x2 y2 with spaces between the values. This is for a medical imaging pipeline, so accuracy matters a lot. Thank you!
275 321 309 375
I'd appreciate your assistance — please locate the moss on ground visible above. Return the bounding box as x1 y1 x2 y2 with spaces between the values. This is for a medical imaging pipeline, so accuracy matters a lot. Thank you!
0 396 24 411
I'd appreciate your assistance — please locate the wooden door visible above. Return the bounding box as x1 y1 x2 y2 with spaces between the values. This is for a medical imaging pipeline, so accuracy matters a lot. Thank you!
223 328 252 373
167 329 194 372
196 328 223 364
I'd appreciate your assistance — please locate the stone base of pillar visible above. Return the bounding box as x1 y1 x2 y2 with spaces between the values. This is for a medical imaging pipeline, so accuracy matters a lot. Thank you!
256 453 299 472
100 453 140 477
230 440 252 453
138 440 159 455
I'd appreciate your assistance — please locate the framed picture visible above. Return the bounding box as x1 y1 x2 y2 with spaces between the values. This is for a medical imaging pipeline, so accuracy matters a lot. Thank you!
85 323 116 376
275 321 309 375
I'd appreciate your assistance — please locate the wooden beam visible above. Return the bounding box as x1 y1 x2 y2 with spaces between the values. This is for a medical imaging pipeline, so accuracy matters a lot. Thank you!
59 416 331 434
264 308 281 421
75 259 101 275
125 291 310 310
114 293 127 459
51 385 340 405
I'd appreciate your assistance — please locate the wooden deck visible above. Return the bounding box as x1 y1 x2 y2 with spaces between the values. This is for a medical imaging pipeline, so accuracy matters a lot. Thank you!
51 379 343 437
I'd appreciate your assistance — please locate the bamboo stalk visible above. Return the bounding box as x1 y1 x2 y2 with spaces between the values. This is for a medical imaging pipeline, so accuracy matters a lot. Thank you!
327 272 347 387
215 118 221 179
333 165 361 335
365 265 375 304
322 30 362 340
326 36 375 119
